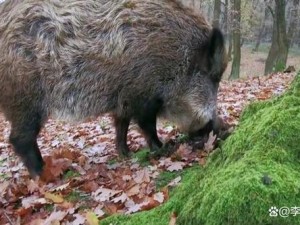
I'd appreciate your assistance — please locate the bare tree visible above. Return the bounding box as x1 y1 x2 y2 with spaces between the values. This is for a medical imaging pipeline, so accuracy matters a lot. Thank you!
229 0 241 79
213 0 221 27
253 0 271 52
287 0 300 48
264 0 288 75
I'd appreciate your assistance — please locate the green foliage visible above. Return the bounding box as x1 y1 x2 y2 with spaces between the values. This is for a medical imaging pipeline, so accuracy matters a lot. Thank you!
102 74 300 225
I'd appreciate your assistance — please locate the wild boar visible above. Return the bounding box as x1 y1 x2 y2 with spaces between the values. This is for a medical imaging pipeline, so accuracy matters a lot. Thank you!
0 0 227 177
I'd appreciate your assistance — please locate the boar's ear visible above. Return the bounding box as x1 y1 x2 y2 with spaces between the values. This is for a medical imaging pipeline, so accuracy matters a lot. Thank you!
205 28 227 81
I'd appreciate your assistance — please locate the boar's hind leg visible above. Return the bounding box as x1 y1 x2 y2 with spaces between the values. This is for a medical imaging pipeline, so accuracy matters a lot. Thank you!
137 98 163 152
114 116 131 157
9 113 44 178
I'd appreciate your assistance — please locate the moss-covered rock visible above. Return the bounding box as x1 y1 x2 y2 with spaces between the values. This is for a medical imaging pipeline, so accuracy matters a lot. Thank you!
102 73 300 225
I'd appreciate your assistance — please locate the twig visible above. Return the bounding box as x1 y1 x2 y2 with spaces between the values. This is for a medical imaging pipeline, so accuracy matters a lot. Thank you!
3 211 14 225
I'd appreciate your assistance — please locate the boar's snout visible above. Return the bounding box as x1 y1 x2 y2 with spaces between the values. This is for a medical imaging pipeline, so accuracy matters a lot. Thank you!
188 117 221 139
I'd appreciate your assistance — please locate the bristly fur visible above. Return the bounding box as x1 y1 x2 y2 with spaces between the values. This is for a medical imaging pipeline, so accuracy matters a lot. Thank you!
0 0 227 177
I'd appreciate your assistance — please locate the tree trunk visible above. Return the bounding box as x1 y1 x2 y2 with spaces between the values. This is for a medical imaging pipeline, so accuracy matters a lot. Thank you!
213 0 221 28
287 0 299 48
229 0 241 80
224 0 229 37
264 0 288 75
252 0 269 52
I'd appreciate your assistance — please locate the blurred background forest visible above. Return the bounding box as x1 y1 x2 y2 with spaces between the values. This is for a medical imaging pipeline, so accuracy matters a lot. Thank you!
0 0 297 79
180 0 300 79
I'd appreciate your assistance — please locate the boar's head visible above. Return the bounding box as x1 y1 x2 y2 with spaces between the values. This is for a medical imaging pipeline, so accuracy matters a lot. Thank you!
163 28 227 137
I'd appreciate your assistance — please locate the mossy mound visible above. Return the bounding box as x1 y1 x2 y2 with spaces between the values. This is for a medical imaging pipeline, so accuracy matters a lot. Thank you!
102 73 300 225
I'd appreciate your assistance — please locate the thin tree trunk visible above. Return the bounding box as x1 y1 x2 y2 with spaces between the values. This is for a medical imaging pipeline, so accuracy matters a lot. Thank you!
287 0 299 48
213 0 221 28
224 0 229 37
253 0 268 52
264 0 288 75
229 0 241 80
227 0 233 61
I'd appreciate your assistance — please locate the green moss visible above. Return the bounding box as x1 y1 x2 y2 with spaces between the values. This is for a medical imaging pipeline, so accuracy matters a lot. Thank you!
102 74 300 225
44 204 54 212
66 190 89 203
63 170 80 180
155 170 183 189
132 149 151 166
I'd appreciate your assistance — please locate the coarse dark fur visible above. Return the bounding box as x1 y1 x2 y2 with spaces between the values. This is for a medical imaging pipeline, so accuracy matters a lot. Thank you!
0 0 227 177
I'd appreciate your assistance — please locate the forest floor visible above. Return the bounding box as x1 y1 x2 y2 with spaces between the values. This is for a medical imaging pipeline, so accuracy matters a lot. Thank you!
0 46 299 224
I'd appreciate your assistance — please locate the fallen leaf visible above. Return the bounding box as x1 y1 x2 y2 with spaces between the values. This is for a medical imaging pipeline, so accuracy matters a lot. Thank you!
133 168 150 184
168 176 182 187
126 185 140 197
44 210 67 225
153 192 164 203
44 192 64 204
112 192 128 203
167 162 185 172
22 196 39 209
50 182 70 192
27 180 40 193
0 181 9 197
86 211 99 225
125 199 142 214
67 214 85 225
204 131 217 152
93 187 122 202
169 212 177 225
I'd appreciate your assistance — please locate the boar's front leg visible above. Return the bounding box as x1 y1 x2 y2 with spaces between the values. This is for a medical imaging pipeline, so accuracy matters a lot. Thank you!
9 113 44 178
114 116 131 157
137 97 163 152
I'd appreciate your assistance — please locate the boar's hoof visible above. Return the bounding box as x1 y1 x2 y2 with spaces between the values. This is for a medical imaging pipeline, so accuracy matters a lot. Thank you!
22 155 44 178
117 146 131 158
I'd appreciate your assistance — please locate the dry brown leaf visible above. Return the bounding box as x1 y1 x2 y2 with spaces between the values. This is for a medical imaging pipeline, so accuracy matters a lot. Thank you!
27 180 40 194
126 185 140 197
140 198 160 211
125 199 142 214
44 210 67 225
122 175 132 181
29 219 45 225
44 192 64 204
0 181 9 197
112 192 128 203
86 211 99 225
199 157 206 166
167 161 185 172
104 202 119 214
68 214 85 225
93 187 122 202
153 192 165 203
175 144 192 159
94 205 105 217
133 168 150 184
204 131 217 152
168 176 182 187
22 196 39 209
169 212 177 225
50 182 70 192
81 181 99 192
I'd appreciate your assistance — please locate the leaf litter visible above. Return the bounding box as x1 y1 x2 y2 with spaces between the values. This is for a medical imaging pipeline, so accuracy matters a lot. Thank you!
0 72 296 224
